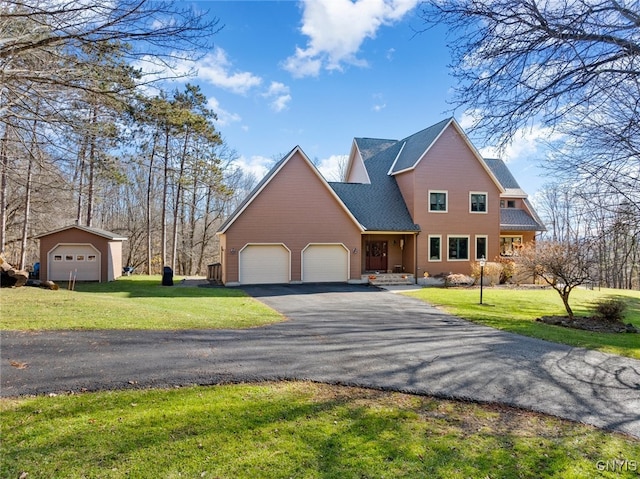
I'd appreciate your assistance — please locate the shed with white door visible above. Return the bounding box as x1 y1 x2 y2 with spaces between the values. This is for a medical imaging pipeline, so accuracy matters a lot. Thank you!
35 225 127 283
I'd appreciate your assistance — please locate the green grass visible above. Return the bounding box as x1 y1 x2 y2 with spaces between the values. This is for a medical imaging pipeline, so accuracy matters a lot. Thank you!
2 381 638 479
404 287 640 359
0 276 283 330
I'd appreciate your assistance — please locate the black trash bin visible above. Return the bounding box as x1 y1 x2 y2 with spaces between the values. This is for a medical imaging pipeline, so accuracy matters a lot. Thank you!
162 266 173 286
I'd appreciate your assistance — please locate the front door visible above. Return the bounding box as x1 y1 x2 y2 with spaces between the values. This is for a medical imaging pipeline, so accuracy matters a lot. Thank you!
366 241 388 271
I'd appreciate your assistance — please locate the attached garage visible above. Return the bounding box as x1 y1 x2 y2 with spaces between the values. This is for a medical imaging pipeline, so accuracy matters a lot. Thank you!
48 244 101 281
302 244 349 283
239 244 290 285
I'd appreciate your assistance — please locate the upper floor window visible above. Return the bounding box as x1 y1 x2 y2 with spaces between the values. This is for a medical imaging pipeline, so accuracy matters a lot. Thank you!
500 199 516 208
470 192 487 213
429 191 447 212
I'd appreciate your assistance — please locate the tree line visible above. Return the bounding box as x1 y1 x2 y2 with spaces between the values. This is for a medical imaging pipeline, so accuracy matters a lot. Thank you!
0 1 255 275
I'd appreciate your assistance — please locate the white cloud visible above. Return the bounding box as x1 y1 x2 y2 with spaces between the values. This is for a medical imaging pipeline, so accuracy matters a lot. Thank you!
284 0 420 78
231 155 273 181
190 48 262 94
207 97 241 127
262 81 292 112
316 154 349 182
136 47 262 94
478 124 563 162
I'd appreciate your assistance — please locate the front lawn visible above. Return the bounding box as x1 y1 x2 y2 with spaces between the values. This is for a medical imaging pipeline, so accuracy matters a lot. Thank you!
2 382 639 479
0 276 283 330
404 287 640 359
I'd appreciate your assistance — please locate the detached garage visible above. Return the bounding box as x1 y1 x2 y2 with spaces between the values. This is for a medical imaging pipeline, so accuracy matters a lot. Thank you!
35 225 127 283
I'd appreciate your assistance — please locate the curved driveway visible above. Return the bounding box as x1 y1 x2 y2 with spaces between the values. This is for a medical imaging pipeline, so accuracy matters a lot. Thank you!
2 284 639 438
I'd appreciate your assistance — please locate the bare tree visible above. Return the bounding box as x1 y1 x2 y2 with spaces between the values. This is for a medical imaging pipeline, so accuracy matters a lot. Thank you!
518 241 596 319
420 0 640 211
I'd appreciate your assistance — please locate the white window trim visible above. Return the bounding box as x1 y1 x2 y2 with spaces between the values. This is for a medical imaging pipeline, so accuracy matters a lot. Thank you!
475 235 488 260
500 235 524 256
447 235 470 262
469 191 488 214
428 235 442 262
429 190 448 213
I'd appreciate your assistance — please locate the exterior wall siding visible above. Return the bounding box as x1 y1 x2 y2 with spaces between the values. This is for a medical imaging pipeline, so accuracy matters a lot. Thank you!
222 151 362 284
398 124 503 277
38 228 123 282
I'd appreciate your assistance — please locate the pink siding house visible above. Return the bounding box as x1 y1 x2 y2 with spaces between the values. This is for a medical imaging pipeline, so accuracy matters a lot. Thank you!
217 118 545 285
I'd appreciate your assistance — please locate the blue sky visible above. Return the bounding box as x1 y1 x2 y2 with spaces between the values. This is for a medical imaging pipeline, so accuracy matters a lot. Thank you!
166 0 550 195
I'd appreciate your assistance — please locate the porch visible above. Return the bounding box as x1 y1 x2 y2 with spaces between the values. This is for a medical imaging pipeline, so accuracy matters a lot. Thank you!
361 233 417 279
361 272 416 286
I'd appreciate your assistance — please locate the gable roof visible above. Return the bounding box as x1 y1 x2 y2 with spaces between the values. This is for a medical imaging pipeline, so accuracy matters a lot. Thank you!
34 224 127 241
483 158 527 197
386 118 505 194
217 145 364 234
330 141 420 232
388 118 452 174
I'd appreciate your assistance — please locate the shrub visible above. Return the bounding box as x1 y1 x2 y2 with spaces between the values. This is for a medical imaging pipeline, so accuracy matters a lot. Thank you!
593 298 627 322
445 274 475 287
469 261 501 286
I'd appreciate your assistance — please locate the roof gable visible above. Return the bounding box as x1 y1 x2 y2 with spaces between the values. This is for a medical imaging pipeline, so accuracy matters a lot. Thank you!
388 119 505 194
34 225 127 241
217 146 363 234
388 117 452 174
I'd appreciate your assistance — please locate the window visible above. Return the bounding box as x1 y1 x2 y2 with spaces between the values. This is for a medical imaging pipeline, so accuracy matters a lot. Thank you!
87 255 96 262
470 192 487 213
448 236 469 261
54 255 62 261
476 235 488 260
428 235 441 261
429 191 447 212
500 199 516 208
65 255 73 261
76 255 85 261
500 236 523 256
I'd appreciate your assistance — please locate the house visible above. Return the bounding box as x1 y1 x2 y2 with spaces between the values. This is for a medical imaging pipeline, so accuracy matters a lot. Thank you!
35 225 127 283
216 118 545 286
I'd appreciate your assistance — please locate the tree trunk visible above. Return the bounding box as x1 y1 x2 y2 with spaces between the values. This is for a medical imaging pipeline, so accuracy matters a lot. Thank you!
0 125 8 253
161 129 169 267
171 129 189 272
146 132 158 274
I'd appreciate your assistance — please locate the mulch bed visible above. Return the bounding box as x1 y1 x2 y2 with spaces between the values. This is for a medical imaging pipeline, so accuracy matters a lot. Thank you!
537 315 638 333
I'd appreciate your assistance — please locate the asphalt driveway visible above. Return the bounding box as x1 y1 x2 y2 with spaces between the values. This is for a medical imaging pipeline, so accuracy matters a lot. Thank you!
2 283 639 438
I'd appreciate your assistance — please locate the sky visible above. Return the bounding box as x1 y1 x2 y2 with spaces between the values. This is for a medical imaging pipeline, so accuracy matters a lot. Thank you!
167 0 551 195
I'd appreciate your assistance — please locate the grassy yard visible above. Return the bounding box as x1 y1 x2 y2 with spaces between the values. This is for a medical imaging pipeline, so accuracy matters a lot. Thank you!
0 275 283 330
2 381 639 479
404 287 640 359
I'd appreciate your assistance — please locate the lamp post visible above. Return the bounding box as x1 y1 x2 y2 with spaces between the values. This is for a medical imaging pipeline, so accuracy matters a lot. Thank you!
479 256 486 305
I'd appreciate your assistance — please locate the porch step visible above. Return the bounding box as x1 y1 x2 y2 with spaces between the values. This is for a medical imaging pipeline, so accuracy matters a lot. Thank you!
362 273 415 286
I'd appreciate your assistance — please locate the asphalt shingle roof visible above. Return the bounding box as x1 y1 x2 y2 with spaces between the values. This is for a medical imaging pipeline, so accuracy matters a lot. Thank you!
330 141 420 232
500 208 546 231
390 118 452 174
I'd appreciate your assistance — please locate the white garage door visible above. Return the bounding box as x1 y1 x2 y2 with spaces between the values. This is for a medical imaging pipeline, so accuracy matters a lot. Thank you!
239 244 290 284
302 244 349 283
49 244 101 281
